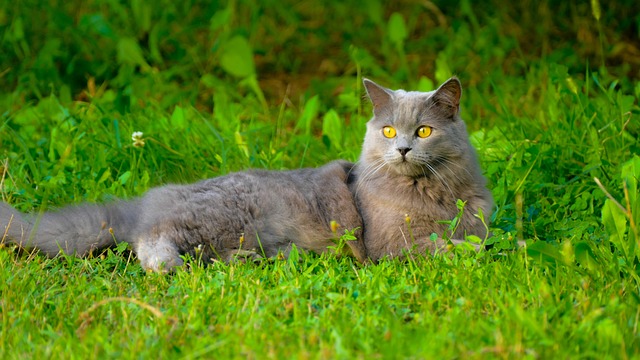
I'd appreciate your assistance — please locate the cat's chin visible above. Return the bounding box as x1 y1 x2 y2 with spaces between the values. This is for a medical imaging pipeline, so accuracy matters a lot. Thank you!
386 161 427 178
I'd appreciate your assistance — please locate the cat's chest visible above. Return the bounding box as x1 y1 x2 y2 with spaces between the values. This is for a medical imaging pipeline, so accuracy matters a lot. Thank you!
359 180 457 230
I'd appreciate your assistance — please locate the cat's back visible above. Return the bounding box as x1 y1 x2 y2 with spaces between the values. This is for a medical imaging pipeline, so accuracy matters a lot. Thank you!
140 160 359 229
190 159 354 201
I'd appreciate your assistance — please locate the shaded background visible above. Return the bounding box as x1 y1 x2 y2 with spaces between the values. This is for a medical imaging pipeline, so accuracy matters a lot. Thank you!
1 0 638 111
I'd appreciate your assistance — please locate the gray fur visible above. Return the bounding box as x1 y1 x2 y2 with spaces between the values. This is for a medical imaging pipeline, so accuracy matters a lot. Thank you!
1 160 366 271
353 78 494 261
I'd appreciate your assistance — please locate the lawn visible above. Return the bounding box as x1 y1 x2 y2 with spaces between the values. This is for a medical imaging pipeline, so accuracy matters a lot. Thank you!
1 0 639 358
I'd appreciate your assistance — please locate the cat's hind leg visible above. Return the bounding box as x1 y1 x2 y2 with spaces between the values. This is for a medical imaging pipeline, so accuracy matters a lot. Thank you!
134 234 184 273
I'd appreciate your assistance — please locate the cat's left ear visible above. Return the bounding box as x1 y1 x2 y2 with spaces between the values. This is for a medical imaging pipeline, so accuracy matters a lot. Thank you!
432 77 462 118
363 79 394 116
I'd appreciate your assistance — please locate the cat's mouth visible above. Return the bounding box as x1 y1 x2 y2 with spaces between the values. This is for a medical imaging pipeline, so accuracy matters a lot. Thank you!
386 157 428 178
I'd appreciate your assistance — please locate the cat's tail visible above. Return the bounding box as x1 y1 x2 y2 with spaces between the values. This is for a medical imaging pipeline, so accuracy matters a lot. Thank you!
0 200 141 257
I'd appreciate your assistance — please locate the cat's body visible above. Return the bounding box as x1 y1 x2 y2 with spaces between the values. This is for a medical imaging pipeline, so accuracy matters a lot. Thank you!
0 160 366 271
352 78 493 261
0 77 492 270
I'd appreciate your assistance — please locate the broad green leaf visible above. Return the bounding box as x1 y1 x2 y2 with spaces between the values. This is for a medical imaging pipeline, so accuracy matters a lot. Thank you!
115 241 129 254
367 1 383 25
220 35 255 78
200 73 218 89
97 168 111 184
565 77 578 95
117 37 150 70
601 199 627 248
465 235 482 244
79 14 114 38
212 90 235 132
417 76 434 92
621 155 640 255
591 0 601 21
170 106 185 129
131 0 152 33
210 8 232 31
527 241 565 265
322 109 342 150
621 155 639 210
574 241 598 271
388 13 407 45
435 53 452 85
11 17 24 40
617 94 635 114
234 131 249 158
297 95 320 136
148 24 163 63
340 229 358 242
119 171 132 185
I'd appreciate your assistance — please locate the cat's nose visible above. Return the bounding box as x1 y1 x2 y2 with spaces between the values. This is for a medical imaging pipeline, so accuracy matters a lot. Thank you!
397 147 411 156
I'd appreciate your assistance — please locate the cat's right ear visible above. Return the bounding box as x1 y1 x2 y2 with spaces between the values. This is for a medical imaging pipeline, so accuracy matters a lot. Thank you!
363 79 394 116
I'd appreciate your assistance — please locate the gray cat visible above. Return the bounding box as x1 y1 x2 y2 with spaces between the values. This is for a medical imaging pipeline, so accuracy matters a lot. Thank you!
0 77 492 271
0 160 367 272
353 77 493 261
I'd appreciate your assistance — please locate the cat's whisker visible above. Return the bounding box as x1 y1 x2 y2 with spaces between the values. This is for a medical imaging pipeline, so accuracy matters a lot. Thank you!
363 160 386 178
369 161 387 178
354 159 386 197
436 157 473 179
425 163 455 200
356 159 385 183
433 160 466 186
411 154 467 187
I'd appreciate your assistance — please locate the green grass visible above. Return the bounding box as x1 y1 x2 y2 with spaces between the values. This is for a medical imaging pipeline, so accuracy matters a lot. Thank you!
1 0 639 358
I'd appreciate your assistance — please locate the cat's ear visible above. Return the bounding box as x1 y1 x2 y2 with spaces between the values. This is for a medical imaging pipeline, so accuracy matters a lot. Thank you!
432 77 462 117
363 79 394 116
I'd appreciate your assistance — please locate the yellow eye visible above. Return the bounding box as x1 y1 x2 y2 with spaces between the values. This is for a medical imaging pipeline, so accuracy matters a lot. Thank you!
382 126 396 138
417 126 432 138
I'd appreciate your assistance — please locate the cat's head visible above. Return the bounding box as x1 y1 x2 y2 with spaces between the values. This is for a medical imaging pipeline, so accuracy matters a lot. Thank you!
360 78 473 179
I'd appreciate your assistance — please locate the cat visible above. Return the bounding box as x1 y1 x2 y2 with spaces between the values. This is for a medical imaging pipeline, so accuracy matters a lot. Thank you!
352 77 493 261
0 160 367 272
0 77 492 271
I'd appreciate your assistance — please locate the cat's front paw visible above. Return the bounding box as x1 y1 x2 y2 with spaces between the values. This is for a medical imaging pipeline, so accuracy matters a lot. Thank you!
140 253 184 273
135 237 184 273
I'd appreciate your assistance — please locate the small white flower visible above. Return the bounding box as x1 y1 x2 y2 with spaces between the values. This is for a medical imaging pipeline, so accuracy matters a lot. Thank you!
131 131 145 147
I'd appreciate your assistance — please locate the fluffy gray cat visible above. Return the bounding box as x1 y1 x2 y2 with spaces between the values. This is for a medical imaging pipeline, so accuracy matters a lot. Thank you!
0 77 492 271
352 77 493 261
0 161 367 272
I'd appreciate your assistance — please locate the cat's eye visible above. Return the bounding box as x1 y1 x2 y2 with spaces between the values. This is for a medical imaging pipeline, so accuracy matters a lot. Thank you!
382 126 396 138
416 126 432 138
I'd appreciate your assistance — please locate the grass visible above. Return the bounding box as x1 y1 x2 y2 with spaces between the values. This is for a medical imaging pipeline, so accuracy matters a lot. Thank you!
1 0 639 358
